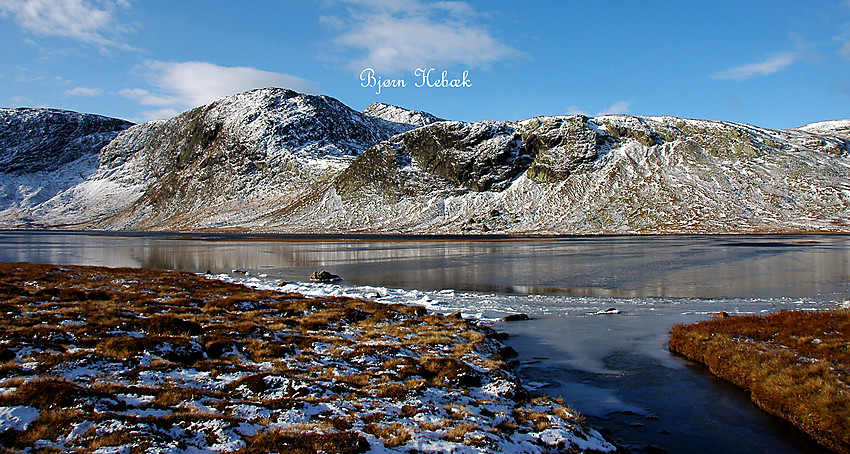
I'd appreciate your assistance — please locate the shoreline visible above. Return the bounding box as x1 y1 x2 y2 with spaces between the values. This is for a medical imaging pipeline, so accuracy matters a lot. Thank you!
670 310 850 454
3 228 850 243
0 262 614 453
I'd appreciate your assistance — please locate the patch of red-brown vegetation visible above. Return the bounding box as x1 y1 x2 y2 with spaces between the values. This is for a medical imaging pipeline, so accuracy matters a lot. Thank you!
670 309 850 454
0 261 606 453
236 428 369 454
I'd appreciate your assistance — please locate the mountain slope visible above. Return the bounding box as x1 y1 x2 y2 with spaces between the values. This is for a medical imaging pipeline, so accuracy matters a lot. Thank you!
269 115 850 234
362 102 444 133
0 108 133 226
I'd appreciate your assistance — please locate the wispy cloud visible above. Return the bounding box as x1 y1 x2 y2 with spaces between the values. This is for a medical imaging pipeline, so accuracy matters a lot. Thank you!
567 101 631 117
118 88 178 107
710 53 797 81
63 86 102 96
565 105 590 116
325 0 519 74
0 0 132 49
144 61 319 107
120 61 320 121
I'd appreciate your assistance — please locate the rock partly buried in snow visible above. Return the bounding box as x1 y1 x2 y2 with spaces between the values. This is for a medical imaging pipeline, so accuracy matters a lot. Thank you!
595 307 621 315
309 270 341 281
0 406 39 432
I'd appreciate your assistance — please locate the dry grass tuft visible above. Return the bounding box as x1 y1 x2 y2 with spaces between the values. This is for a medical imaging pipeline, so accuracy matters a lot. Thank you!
444 422 479 442
418 356 481 387
237 428 370 454
140 314 203 336
365 422 411 448
670 309 850 454
0 378 84 410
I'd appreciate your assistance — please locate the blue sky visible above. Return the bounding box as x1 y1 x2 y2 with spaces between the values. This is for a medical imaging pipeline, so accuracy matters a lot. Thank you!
1 0 849 128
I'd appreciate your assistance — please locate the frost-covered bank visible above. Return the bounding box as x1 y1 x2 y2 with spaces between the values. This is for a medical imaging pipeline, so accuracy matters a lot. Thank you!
0 262 614 453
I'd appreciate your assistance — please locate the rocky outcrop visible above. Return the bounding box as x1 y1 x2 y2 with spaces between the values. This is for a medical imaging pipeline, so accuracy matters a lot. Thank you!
335 121 532 198
316 115 850 234
362 102 443 131
309 270 341 281
520 116 618 183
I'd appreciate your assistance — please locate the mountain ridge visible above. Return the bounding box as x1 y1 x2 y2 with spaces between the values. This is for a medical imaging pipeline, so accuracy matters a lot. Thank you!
1 88 848 234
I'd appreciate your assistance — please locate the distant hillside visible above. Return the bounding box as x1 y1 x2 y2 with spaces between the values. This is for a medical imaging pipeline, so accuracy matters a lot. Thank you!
0 108 133 227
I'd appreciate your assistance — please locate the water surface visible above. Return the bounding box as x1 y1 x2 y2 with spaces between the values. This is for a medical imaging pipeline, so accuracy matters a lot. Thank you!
1 230 848 453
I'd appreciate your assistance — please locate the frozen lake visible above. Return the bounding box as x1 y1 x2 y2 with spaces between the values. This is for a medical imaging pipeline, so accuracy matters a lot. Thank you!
1 230 848 452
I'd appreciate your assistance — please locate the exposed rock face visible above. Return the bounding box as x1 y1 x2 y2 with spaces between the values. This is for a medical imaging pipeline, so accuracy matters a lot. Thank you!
335 121 530 198
520 116 618 183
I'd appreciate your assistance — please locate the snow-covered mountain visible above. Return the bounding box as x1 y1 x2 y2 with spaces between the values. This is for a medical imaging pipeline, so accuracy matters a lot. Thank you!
0 108 133 227
1 88 848 233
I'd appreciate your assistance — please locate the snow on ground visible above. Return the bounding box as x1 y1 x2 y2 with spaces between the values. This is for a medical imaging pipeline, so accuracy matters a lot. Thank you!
0 263 615 453
0 406 39 432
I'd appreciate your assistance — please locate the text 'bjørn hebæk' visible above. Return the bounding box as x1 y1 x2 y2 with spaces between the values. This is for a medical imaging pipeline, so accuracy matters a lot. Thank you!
359 68 471 95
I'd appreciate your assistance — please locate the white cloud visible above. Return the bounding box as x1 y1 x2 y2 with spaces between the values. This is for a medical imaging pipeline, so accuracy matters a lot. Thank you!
144 61 319 108
10 95 29 106
0 0 131 48
131 108 181 123
566 105 590 116
118 88 176 106
119 61 320 121
64 86 102 96
710 54 797 81
327 0 519 74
